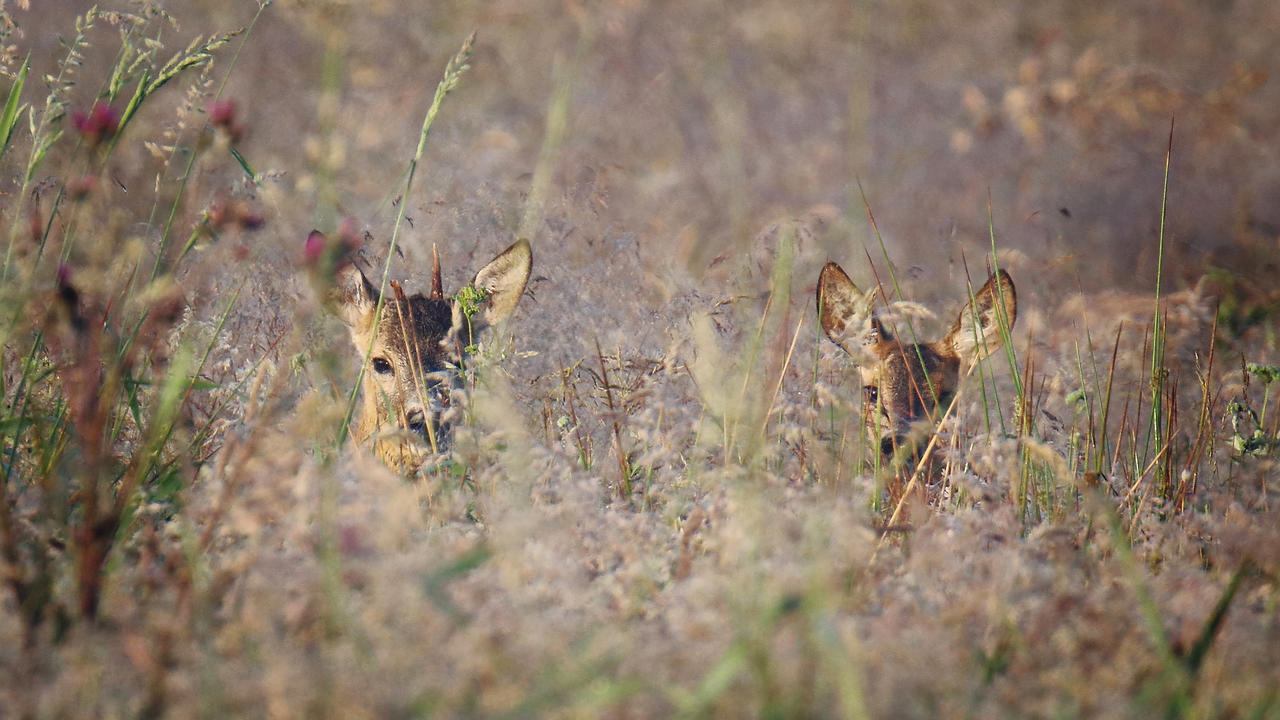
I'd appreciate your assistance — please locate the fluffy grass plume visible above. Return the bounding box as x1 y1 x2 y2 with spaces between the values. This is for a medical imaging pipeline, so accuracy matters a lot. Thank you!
1 2 1278 719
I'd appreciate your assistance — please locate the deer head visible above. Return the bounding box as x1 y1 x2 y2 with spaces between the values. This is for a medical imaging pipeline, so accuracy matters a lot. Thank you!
329 238 532 470
817 263 1016 458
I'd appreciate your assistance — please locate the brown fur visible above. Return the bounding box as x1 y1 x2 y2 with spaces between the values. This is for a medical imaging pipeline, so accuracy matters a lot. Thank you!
330 239 532 471
818 263 1016 456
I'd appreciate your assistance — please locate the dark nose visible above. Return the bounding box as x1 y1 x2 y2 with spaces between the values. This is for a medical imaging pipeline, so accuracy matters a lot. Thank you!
405 409 427 436
880 435 901 457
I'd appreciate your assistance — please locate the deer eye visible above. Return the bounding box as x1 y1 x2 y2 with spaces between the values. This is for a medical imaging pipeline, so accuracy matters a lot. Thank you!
862 385 879 404
372 357 393 375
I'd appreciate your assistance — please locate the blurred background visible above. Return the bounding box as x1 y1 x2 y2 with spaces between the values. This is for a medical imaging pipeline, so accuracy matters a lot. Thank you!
4 3 1279 715
13 0 1279 329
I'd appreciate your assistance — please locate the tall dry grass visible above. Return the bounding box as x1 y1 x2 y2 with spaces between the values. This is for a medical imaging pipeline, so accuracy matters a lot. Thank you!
1 2 1278 719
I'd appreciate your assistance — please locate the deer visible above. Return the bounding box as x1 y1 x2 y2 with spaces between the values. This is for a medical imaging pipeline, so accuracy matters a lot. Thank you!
325 237 532 471
816 262 1016 460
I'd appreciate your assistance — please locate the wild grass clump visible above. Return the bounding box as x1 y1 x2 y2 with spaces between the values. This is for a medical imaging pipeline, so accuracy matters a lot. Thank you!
2 3 1279 719
0 3 264 637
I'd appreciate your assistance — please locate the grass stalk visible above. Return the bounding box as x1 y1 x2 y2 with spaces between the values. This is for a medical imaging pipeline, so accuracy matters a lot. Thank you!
338 32 475 447
1145 119 1175 480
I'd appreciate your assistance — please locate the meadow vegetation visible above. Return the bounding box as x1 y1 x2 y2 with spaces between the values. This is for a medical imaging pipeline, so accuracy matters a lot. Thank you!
1 1 1278 718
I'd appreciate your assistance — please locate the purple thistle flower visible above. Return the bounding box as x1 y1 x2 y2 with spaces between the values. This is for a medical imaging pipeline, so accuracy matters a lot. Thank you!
71 102 120 145
304 230 325 264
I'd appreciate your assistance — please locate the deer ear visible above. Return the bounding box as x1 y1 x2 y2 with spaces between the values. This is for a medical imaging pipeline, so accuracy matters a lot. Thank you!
817 262 883 357
331 262 379 334
943 269 1016 363
454 238 532 341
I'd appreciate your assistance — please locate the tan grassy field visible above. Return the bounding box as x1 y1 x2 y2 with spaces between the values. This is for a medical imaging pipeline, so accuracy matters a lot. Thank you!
1 1 1278 718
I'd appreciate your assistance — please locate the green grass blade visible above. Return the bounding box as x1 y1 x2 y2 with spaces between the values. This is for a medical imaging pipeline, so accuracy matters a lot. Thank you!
339 31 476 447
1145 119 1174 467
1182 561 1248 677
0 54 28 162
229 146 255 179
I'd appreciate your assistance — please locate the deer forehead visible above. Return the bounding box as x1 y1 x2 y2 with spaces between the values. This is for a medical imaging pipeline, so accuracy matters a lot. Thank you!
861 342 960 385
352 295 455 361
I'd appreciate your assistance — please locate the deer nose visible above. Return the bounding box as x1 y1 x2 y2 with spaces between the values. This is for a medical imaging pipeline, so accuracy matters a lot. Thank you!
405 408 428 436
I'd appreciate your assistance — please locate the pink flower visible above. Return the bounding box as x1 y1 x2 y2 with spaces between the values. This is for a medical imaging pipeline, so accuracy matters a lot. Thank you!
71 102 119 145
337 217 360 248
304 230 326 263
206 99 236 127
205 99 245 142
304 222 364 270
